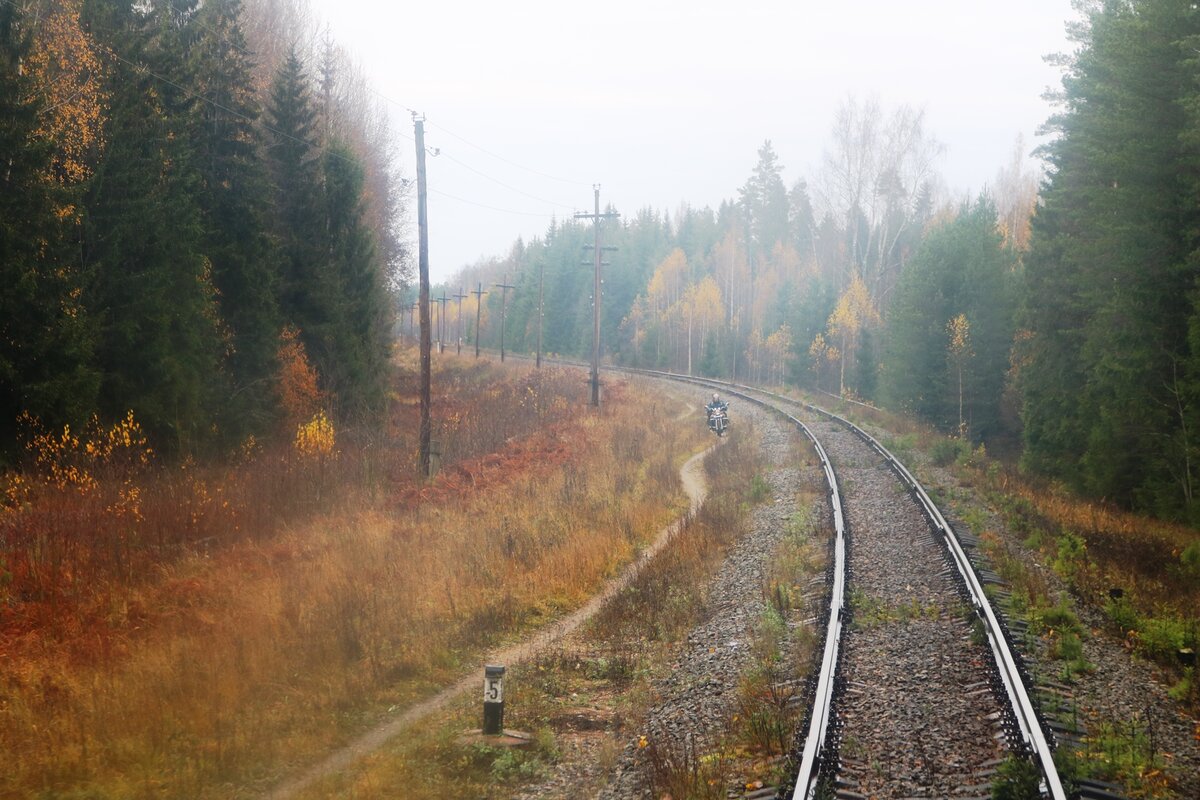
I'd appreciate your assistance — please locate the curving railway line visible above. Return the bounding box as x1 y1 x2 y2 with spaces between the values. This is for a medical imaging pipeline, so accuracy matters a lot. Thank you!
631 370 1071 800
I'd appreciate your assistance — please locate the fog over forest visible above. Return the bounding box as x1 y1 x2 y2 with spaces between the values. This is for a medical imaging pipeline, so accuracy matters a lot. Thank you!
5 0 1200 517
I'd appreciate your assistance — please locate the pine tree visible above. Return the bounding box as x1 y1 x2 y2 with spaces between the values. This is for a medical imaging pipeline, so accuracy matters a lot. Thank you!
739 140 790 255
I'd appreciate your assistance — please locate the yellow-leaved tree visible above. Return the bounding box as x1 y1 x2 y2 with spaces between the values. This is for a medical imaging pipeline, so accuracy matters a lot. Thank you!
647 248 689 364
764 325 793 386
676 276 724 375
824 274 880 397
947 313 972 437
26 0 107 188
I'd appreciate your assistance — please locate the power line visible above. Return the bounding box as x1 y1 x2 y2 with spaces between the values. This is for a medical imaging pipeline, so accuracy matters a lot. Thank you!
438 149 577 211
427 187 564 219
426 119 591 187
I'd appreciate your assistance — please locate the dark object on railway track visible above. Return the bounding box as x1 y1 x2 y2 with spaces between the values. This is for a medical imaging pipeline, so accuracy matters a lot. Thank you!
707 403 729 436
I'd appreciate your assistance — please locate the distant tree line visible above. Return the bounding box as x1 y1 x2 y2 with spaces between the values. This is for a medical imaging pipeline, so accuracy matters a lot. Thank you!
1 0 405 460
442 121 1027 446
442 1 1200 524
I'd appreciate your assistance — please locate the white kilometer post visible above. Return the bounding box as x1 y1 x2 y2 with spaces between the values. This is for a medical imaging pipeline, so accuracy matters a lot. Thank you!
483 664 505 735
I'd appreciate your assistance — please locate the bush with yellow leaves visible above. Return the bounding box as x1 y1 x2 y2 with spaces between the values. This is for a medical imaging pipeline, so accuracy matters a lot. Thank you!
294 410 335 459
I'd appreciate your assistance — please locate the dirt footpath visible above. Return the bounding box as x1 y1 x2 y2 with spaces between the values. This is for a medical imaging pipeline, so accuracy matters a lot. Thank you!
266 399 717 800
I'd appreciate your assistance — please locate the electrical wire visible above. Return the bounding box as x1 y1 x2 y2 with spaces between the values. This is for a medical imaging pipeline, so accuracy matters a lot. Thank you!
437 149 576 210
425 119 591 186
427 186 561 219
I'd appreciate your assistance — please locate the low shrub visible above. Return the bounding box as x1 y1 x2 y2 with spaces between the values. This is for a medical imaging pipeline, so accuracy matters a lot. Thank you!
930 437 970 467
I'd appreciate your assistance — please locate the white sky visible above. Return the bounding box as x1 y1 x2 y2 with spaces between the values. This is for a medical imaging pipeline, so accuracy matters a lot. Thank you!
307 0 1080 283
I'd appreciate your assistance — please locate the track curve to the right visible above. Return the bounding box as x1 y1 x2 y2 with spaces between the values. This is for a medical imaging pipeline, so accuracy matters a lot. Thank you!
796 412 1035 797
632 371 1066 799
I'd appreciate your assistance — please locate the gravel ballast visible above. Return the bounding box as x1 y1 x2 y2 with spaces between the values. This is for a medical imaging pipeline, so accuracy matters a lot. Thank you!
512 400 813 800
805 418 1010 799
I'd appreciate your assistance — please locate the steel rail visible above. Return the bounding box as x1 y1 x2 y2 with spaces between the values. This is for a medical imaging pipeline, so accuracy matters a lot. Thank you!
691 377 1066 800
790 396 1066 800
626 369 847 798
492 355 1064 798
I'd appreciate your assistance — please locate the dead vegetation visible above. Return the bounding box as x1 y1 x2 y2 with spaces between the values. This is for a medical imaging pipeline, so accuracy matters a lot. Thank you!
0 357 705 799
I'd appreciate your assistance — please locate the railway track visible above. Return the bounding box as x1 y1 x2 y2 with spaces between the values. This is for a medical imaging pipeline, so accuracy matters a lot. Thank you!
490 354 1133 797
629 370 1070 799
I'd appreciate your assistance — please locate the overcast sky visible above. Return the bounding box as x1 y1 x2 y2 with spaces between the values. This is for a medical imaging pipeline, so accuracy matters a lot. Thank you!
306 0 1080 283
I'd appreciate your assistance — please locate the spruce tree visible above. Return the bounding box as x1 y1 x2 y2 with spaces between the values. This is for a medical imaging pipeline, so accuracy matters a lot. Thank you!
884 199 1014 440
185 0 281 433
264 48 329 386
0 2 98 452
321 140 389 416
1022 0 1200 514
82 0 224 451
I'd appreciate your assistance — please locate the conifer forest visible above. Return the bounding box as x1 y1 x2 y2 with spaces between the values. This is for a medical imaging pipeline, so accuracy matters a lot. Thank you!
2 0 401 455
4 0 1200 516
5 2 1200 799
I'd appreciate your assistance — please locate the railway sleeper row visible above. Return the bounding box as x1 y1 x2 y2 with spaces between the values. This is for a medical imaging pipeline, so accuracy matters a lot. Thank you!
607 367 1134 798
673 378 1108 799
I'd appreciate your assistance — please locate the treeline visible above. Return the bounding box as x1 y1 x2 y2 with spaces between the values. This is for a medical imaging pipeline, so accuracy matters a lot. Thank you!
1 0 404 460
440 113 1033 448
1018 0 1200 520
446 1 1200 524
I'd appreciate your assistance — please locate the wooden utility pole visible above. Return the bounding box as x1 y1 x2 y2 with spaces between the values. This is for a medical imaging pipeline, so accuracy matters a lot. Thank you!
493 274 515 362
536 259 545 368
472 282 487 358
437 290 448 354
414 114 432 477
574 186 619 406
453 288 468 355
431 295 439 352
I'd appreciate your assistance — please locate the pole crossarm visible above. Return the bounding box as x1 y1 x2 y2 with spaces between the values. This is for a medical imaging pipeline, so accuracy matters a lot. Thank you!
577 185 619 407
472 282 488 358
493 275 515 362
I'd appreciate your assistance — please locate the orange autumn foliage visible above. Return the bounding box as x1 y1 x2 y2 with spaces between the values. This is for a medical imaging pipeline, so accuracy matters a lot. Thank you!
276 326 325 427
25 0 107 186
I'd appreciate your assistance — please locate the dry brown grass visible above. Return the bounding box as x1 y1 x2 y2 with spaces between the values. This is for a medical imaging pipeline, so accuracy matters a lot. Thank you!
792 387 1199 694
998 478 1188 627
0 356 706 799
291 422 768 800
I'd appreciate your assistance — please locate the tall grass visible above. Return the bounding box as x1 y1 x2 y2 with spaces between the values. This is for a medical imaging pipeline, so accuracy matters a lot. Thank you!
0 358 704 798
289 429 768 800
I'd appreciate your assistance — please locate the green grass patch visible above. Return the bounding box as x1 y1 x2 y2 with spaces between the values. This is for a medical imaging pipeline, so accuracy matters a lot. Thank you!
748 473 772 502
